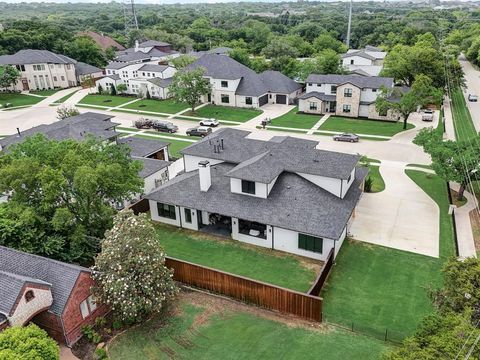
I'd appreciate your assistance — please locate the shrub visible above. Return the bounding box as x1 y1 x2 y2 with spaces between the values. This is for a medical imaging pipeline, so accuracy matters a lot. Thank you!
94 348 108 360
81 325 101 344
364 176 373 193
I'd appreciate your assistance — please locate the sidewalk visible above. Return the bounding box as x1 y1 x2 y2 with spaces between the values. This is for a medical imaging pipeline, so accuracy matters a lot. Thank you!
307 114 330 135
33 87 81 107
450 182 477 259
443 96 456 141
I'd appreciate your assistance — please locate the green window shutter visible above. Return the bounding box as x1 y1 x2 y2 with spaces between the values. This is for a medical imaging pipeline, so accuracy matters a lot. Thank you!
298 234 306 250
314 238 323 253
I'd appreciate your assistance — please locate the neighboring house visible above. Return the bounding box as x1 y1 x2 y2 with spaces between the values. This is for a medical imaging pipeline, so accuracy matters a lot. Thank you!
0 49 77 91
188 46 232 58
114 40 179 64
341 45 387 77
298 74 400 121
0 112 172 197
0 246 108 346
146 128 367 261
187 54 303 108
97 62 176 98
77 31 125 51
75 61 103 84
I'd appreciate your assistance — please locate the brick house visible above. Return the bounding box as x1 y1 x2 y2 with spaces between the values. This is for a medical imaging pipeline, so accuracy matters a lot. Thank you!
0 246 108 346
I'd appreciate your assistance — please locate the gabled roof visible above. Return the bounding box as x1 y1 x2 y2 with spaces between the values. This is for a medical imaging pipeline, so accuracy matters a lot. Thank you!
115 51 153 63
0 246 87 315
106 61 128 70
134 157 170 178
118 137 168 157
147 77 172 88
306 74 393 89
139 40 171 47
298 91 336 102
0 49 76 66
341 51 376 61
0 270 52 317
78 31 125 51
76 62 102 76
187 53 252 81
104 74 121 80
138 64 170 73
259 70 302 94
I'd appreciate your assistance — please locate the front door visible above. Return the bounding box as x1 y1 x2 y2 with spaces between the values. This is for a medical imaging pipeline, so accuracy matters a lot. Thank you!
329 101 337 113
207 93 211 103
21 78 29 91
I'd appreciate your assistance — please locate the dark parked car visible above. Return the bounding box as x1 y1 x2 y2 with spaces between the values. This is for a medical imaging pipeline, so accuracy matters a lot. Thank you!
333 133 359 143
186 126 212 137
151 120 178 133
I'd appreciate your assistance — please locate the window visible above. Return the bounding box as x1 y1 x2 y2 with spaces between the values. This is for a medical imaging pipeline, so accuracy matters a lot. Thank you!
157 203 176 219
331 85 337 94
221 80 228 88
61 76 65 81
372 88 377 92
241 180 255 194
87 295 97 312
184 208 192 223
308 83 312 86
298 234 323 253
245 97 252 105
25 290 35 303
309 102 317 111
142 72 145 76
350 59 354 65
221 94 229 104
80 295 97 319
343 104 351 113
344 88 353 97
347 174 352 183
16 65 25 72
66 64 71 69
80 300 89 319
53 76 57 82
33 64 45 71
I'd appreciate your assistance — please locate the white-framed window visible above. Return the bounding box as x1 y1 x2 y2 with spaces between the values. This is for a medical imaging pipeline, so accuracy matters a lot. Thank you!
343 104 351 113
221 80 228 88
331 86 337 94
80 300 89 319
372 88 377 92
53 76 57 82
221 94 229 104
87 295 97 312
61 76 65 81
80 295 97 319
344 88 353 98
66 64 71 69
309 102 317 111
245 97 252 105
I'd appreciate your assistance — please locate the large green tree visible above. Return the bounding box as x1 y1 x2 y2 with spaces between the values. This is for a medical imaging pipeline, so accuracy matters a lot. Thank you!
296 49 344 81
0 135 143 263
169 67 211 112
312 33 347 54
92 210 178 323
64 36 106 68
0 65 20 91
0 324 59 360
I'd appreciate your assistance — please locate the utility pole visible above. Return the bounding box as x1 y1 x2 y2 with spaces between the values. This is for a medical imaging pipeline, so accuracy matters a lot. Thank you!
346 0 353 49
124 0 139 35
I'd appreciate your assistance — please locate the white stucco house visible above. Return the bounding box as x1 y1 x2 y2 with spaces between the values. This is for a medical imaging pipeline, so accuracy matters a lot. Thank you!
146 128 367 261
186 54 303 108
298 74 401 121
341 45 387 77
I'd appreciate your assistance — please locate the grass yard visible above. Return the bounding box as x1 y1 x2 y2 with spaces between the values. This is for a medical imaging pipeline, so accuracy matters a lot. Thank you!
123 98 189 114
155 223 318 292
184 104 262 122
29 89 60 97
322 171 455 338
451 87 478 141
53 90 78 104
78 94 135 107
108 294 390 360
0 93 44 107
270 107 321 129
367 165 385 193
319 116 414 137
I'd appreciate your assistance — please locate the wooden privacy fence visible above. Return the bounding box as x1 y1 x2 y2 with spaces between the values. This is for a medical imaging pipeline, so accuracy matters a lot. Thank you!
165 257 323 322
308 248 334 296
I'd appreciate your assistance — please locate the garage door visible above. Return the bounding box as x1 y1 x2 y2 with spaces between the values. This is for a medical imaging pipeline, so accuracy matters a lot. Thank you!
276 94 287 104
259 94 268 107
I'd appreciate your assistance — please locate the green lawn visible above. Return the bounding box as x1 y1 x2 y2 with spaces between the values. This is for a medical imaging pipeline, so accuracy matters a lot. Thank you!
184 105 262 122
155 223 318 292
319 116 414 137
78 94 135 107
109 301 390 360
451 87 478 141
123 98 189 114
29 89 60 97
0 93 44 107
367 165 385 193
53 90 78 104
270 107 321 129
322 171 455 338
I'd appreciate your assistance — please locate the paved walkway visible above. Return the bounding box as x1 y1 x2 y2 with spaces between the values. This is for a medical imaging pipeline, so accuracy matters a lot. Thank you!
443 96 456 141
115 98 141 109
450 182 478 259
349 160 440 257
64 88 91 106
33 87 81 108
242 103 294 130
307 114 330 135
59 346 79 360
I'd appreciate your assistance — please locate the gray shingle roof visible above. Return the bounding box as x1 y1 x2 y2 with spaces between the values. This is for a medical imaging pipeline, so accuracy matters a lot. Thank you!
139 40 171 47
134 157 170 178
118 137 168 157
0 246 87 315
138 64 170 73
298 91 336 101
260 70 302 94
0 112 119 150
0 49 76 65
76 62 102 76
341 51 376 61
181 128 359 181
146 163 366 240
147 77 172 88
105 74 120 80
0 270 52 317
115 52 152 63
306 74 393 89
106 62 128 70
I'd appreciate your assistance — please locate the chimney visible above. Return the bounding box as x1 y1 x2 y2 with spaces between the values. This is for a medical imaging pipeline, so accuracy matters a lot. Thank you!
135 40 139 52
198 161 211 192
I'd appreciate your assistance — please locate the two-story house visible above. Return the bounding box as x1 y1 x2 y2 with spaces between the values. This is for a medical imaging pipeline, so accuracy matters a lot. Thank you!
298 74 400 121
341 45 387 77
146 128 367 261
114 40 179 64
186 54 303 108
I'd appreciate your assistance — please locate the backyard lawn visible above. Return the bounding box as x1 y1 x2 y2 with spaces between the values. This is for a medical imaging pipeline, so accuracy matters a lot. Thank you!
123 98 189 114
78 94 135 107
108 295 390 360
183 105 262 122
451 87 477 142
0 93 44 107
269 107 321 129
319 116 414 137
155 223 318 292
322 170 455 338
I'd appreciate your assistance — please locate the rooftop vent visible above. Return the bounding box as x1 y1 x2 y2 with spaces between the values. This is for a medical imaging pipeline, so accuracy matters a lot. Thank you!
210 138 224 154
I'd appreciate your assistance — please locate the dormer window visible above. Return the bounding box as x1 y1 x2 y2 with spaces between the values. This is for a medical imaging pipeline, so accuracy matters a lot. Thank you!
25 290 35 303
221 81 228 88
241 180 255 194
331 86 337 94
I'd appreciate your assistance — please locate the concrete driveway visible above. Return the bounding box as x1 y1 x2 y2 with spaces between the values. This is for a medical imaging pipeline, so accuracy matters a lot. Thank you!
349 161 440 257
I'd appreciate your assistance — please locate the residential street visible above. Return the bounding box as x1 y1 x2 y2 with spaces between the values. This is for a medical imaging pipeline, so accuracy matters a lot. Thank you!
459 54 480 132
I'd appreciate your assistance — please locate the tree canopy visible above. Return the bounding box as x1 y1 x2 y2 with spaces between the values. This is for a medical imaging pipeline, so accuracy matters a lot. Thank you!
169 67 211 112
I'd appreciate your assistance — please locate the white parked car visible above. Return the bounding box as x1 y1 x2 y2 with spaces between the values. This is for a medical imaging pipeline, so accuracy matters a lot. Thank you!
199 118 219 127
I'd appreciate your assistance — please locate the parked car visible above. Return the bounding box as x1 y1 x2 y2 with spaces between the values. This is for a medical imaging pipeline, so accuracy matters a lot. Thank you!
421 109 434 122
468 94 478 102
151 120 178 133
186 126 213 137
134 117 153 129
199 118 219 127
333 133 359 142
